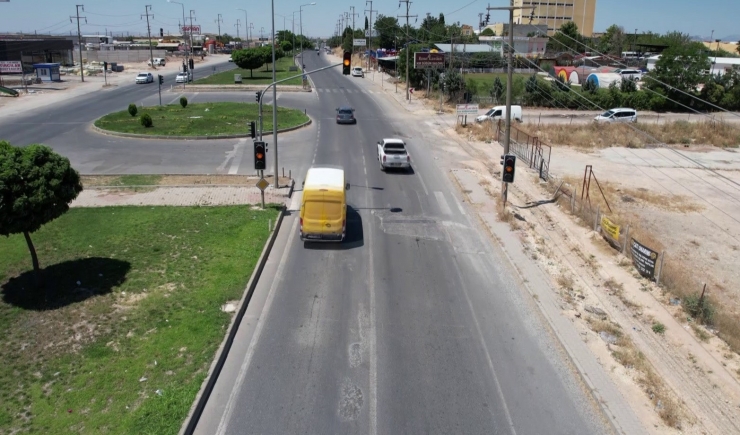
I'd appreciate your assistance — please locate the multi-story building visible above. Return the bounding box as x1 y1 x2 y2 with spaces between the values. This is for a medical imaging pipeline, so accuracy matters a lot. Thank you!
512 0 596 37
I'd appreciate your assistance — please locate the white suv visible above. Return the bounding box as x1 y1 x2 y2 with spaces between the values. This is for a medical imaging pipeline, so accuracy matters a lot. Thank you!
594 108 637 123
351 67 364 78
135 72 153 84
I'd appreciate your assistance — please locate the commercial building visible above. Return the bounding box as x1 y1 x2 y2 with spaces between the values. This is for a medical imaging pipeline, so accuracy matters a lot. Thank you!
511 0 597 37
0 34 74 68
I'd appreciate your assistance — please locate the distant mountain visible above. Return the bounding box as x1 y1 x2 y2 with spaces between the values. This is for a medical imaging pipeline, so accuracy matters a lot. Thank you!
721 35 740 42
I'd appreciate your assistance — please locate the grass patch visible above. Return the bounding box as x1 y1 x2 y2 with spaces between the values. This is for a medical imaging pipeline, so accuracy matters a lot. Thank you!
0 206 280 434
690 323 712 342
194 56 303 85
652 322 666 335
94 102 308 137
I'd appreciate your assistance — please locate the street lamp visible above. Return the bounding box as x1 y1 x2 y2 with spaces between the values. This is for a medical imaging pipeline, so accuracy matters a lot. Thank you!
293 11 299 55
299 2 316 71
712 38 721 75
237 8 248 47
167 1 188 61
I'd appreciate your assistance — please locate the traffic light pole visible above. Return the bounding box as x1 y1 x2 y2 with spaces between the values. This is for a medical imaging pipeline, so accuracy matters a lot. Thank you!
256 62 343 184
157 76 162 106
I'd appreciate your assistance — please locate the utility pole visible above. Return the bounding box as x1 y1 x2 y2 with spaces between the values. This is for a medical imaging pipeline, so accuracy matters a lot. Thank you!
487 1 535 208
248 23 254 48
398 0 417 101
142 5 155 70
215 13 223 43
70 5 86 82
189 10 196 59
365 0 374 74
235 19 240 39
271 0 279 187
237 9 248 46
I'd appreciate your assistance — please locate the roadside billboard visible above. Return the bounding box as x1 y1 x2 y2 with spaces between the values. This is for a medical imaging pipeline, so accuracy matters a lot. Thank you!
181 25 201 33
414 52 444 69
631 238 659 279
0 61 22 74
456 104 479 116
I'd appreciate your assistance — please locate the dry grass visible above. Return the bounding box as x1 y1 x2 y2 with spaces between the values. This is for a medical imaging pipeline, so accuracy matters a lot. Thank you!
691 323 712 343
520 121 740 149
557 273 575 290
585 316 684 428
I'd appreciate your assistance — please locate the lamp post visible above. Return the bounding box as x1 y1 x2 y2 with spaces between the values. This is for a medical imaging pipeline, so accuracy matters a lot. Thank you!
167 0 188 72
712 38 721 75
299 2 316 72
237 8 248 47
189 9 196 58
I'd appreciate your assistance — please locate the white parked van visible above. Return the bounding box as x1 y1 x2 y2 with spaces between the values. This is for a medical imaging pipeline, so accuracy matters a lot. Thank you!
594 108 638 123
148 58 166 66
476 105 523 123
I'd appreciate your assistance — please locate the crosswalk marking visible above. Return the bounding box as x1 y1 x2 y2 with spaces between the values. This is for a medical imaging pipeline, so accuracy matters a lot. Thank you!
434 191 452 215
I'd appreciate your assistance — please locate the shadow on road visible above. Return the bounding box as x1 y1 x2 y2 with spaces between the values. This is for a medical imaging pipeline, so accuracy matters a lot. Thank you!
303 205 364 250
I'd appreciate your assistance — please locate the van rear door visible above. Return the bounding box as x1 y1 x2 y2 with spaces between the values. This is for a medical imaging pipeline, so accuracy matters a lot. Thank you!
302 190 344 237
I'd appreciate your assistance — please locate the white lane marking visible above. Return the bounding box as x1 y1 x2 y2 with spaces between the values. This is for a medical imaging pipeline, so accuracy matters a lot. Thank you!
434 191 452 215
228 139 246 175
215 216 300 435
415 168 429 196
448 248 518 435
168 94 182 105
456 199 467 216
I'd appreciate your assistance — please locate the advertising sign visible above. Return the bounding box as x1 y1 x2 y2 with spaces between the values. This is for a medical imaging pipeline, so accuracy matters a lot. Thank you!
456 104 479 115
631 238 659 279
414 52 445 69
353 38 367 46
600 216 620 241
0 61 22 74
181 25 201 33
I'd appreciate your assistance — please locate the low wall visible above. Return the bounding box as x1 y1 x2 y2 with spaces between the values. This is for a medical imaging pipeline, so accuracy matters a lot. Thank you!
73 50 168 64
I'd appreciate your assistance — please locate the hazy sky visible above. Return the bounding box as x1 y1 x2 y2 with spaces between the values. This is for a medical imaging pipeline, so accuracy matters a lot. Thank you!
0 0 737 41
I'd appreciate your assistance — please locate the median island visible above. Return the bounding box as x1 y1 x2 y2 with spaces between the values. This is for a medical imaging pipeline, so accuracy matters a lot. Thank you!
94 101 309 138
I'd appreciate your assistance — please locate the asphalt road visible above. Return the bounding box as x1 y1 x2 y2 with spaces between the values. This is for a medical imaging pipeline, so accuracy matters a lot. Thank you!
195 52 609 435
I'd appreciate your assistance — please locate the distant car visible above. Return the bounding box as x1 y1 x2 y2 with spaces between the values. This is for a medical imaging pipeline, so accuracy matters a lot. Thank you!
615 68 642 81
336 106 356 124
147 58 166 66
476 105 522 123
594 108 637 123
175 72 191 83
351 67 364 78
135 72 154 84
377 138 411 172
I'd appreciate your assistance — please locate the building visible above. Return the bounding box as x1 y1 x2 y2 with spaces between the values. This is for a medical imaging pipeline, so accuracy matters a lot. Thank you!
478 36 548 57
461 25 475 37
512 0 597 37
0 35 74 68
486 23 548 37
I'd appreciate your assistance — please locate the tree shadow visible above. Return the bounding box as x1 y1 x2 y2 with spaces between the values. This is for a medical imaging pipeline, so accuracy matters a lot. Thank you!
303 205 364 250
1 257 131 311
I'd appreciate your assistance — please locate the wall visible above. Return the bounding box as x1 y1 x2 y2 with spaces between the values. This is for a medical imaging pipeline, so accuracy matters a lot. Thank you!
72 49 168 64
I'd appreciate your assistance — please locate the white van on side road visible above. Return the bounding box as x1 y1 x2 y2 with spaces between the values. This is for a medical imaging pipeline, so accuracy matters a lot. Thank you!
148 58 166 66
594 108 638 123
476 105 523 123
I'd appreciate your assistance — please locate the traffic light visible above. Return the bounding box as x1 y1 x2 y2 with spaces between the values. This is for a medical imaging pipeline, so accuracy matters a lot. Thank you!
254 141 266 170
160 28 164 38
502 154 516 183
103 61 108 71
158 74 164 85
183 62 188 72
342 51 351 75
255 91 262 102
249 121 256 138
189 58 194 70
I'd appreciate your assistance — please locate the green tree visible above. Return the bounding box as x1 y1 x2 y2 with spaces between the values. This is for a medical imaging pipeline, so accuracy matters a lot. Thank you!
0 141 83 288
598 24 625 56
547 21 583 53
491 76 504 103
480 28 495 36
620 77 637 93
396 44 426 88
374 14 400 49
280 40 292 53
443 70 465 100
644 41 710 109
232 47 267 78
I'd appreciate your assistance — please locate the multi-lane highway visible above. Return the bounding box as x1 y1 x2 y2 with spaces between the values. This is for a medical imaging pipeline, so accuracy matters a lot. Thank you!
193 52 611 435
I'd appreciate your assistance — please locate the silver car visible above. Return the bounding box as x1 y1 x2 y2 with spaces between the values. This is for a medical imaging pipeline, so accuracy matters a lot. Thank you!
135 72 153 84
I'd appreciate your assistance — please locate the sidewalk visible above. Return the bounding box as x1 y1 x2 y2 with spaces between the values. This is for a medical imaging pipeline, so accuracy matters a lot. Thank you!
71 185 291 208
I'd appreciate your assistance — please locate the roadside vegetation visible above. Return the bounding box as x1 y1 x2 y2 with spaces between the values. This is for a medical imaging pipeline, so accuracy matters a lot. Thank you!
195 52 302 85
0 205 280 433
94 102 308 137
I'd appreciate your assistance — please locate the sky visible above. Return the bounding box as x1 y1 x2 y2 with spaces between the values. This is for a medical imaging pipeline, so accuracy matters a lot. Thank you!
0 0 737 42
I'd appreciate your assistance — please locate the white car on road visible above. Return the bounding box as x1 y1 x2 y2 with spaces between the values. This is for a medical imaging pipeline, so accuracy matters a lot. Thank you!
351 67 364 78
377 138 411 171
175 72 192 83
135 72 153 84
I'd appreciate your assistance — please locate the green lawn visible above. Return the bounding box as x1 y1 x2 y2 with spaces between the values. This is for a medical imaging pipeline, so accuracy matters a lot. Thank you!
0 206 280 434
195 56 304 86
464 72 530 95
95 102 309 137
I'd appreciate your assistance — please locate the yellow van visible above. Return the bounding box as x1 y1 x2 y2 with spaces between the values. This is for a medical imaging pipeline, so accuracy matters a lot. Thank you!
299 166 350 242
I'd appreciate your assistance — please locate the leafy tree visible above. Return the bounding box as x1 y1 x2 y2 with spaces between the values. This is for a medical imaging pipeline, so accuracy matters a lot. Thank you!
480 28 494 36
443 70 465 100
644 41 710 109
547 21 583 53
582 78 598 94
280 40 292 53
598 24 625 56
232 47 267 77
620 77 637 93
0 141 83 288
128 103 137 117
396 44 426 88
491 77 504 103
374 14 400 49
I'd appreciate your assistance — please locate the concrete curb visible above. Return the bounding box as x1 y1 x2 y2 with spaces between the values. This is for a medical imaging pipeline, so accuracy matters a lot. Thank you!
179 205 287 435
90 118 312 140
172 85 311 93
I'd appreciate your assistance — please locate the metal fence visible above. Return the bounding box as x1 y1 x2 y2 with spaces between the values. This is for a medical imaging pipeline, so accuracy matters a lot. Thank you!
495 120 551 181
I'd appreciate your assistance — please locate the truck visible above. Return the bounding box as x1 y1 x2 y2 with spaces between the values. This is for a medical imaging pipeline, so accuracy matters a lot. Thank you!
299 166 350 242
377 138 411 172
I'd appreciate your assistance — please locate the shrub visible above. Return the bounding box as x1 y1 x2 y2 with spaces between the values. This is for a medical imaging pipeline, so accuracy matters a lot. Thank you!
180 96 188 108
128 103 138 117
684 293 715 325
652 322 666 334
140 113 153 128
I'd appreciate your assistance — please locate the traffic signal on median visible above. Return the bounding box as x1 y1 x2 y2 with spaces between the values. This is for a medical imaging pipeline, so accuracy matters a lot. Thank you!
342 51 351 75
255 91 262 102
158 75 164 85
502 154 516 183
189 58 194 70
249 121 256 138
254 141 266 170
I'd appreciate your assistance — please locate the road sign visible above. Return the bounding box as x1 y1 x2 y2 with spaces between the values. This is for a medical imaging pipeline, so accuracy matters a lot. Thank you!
414 52 445 69
353 38 367 46
0 61 22 74
181 25 201 33
456 104 479 116
256 178 269 191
